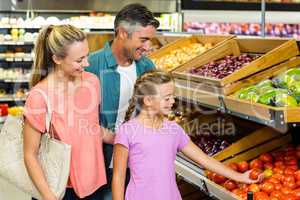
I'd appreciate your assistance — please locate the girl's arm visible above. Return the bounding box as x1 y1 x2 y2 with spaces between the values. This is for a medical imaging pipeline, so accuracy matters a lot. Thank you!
101 126 115 144
112 144 128 200
181 141 262 184
23 119 58 200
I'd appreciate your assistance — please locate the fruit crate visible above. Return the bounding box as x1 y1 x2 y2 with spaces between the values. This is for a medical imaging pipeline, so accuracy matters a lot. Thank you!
149 35 235 72
204 132 292 200
173 37 299 94
223 57 300 125
176 117 292 200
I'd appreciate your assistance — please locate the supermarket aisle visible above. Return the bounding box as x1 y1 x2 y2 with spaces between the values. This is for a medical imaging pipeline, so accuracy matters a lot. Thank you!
0 177 31 200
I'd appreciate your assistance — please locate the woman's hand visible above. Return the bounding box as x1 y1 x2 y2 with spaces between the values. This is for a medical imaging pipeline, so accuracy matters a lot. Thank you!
239 170 264 184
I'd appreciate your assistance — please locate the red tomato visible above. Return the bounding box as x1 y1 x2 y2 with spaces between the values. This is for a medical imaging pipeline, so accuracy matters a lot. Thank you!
213 173 227 184
287 165 298 171
273 183 282 191
294 170 300 181
250 168 263 180
274 161 284 168
254 191 269 200
260 182 274 194
228 162 238 171
250 159 264 170
223 180 237 191
283 181 297 190
285 168 297 176
281 186 293 195
284 175 296 183
284 156 298 162
267 177 280 184
264 162 274 170
296 180 300 187
238 161 249 173
248 183 260 193
206 170 215 180
285 193 298 200
259 153 274 163
286 159 298 166
272 173 284 182
270 190 284 199
292 188 300 200
273 167 284 175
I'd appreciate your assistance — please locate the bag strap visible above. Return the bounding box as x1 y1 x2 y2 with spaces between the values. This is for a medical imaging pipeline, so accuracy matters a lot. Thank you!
31 89 52 134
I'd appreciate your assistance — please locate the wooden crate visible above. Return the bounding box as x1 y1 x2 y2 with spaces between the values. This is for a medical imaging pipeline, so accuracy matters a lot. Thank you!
149 35 235 72
223 56 300 95
173 37 299 87
221 56 300 123
205 132 291 200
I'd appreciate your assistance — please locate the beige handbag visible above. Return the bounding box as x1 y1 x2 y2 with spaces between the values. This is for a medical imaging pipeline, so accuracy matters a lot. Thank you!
0 89 71 199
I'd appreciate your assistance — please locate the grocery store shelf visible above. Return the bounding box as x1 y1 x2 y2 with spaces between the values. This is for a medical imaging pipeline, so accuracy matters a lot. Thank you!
0 95 26 102
0 41 34 45
175 84 292 132
183 10 300 24
181 1 300 12
0 79 29 83
0 57 33 62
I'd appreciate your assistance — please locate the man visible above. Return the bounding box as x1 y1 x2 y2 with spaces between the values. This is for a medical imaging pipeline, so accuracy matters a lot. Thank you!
85 3 160 199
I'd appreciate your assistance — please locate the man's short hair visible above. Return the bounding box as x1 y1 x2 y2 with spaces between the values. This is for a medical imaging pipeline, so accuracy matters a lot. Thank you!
114 3 160 35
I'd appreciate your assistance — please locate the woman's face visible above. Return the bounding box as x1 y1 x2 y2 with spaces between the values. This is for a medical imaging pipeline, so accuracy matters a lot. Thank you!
55 39 89 78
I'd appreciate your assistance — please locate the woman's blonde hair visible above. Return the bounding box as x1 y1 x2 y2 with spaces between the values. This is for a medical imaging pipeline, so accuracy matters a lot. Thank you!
124 70 173 122
30 24 86 88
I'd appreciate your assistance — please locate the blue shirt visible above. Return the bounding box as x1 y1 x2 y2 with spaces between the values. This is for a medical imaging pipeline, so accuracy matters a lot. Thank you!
86 42 155 131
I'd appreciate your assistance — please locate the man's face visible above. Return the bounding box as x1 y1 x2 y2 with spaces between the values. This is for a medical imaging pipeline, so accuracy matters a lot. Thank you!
123 25 156 61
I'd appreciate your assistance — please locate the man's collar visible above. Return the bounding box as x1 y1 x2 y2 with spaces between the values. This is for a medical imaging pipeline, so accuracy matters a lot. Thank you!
104 41 118 68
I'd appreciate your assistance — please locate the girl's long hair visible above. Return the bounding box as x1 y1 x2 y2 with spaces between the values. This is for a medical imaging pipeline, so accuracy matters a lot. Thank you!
30 24 86 88
124 70 173 122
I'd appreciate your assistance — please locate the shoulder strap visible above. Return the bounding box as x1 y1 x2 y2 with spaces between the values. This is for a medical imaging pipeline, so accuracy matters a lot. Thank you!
31 88 52 133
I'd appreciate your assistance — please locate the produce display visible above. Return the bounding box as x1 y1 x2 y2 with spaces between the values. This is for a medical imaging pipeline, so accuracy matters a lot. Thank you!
151 42 213 71
184 22 300 38
235 67 300 107
0 68 31 81
0 28 38 43
191 134 231 156
207 144 300 200
188 54 260 79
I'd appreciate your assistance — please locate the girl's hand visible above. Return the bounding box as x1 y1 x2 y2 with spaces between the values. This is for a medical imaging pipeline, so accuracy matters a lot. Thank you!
240 170 264 184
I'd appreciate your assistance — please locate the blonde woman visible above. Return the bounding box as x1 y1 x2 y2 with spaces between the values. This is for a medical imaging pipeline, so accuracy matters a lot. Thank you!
23 25 114 200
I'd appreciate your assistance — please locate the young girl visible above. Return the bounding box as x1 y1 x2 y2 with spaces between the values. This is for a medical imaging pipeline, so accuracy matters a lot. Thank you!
112 70 262 200
23 25 114 200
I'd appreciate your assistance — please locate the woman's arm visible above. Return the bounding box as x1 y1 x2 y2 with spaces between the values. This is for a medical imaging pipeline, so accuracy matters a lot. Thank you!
112 144 129 200
101 126 115 144
23 119 58 200
181 141 262 184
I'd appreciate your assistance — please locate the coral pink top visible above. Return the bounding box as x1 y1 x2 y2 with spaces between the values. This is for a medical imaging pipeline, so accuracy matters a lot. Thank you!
24 72 106 198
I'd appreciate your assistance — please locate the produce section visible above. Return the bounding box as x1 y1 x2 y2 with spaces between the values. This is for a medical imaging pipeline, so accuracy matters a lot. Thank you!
146 34 300 200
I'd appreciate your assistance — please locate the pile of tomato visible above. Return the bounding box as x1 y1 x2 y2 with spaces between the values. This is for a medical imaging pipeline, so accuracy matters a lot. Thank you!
207 144 300 200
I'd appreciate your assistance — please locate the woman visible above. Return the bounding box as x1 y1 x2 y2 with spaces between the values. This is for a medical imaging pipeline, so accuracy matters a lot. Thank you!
23 24 114 200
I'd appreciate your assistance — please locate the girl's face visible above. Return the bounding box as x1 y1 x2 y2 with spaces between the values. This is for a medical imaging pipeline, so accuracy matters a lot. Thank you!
54 39 89 78
147 81 175 116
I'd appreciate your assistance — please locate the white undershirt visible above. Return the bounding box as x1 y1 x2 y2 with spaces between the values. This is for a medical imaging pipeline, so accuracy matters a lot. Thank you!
110 62 137 168
115 62 137 130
